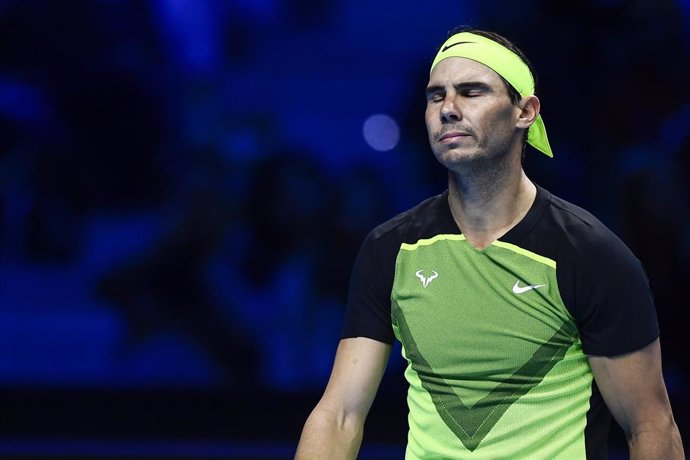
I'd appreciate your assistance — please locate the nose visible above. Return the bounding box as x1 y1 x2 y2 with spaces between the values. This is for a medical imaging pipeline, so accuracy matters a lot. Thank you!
440 95 461 123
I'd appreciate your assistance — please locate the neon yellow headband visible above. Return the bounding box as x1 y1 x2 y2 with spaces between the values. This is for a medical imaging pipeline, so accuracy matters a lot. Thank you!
430 32 553 158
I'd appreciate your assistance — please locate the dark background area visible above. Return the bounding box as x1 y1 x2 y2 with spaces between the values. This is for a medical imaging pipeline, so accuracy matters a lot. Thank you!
1 0 689 458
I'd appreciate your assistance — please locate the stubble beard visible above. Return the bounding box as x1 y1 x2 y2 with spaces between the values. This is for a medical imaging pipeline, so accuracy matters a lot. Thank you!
433 132 516 199
436 132 511 175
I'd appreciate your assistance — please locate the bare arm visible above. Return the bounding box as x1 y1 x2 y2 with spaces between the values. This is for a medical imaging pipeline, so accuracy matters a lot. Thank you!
295 337 392 460
588 338 684 459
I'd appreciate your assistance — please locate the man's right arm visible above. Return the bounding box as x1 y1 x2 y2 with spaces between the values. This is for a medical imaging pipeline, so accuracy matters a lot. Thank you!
295 336 391 460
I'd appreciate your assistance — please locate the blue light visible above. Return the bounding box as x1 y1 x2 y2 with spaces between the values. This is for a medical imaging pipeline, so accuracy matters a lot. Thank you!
362 114 400 152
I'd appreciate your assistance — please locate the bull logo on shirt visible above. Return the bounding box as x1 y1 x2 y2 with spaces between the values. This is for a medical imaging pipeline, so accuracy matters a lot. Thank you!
415 270 438 288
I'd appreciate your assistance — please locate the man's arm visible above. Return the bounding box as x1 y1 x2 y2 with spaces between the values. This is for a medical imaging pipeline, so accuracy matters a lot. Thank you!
295 337 391 460
588 338 684 459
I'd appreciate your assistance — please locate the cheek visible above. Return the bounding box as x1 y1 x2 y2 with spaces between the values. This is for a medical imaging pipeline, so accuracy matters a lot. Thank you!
483 105 517 132
424 109 436 134
424 106 433 124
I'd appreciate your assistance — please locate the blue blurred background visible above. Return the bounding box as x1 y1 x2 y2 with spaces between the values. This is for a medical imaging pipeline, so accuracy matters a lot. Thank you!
1 0 689 458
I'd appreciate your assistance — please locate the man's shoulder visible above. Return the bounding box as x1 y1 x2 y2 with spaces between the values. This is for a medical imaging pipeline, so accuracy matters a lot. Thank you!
368 191 449 242
538 188 636 261
545 190 614 236
546 192 608 231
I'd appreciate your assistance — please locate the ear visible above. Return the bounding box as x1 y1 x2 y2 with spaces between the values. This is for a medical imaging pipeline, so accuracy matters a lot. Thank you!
516 95 540 129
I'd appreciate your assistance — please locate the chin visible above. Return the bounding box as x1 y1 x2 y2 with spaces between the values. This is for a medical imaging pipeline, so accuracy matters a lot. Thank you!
435 148 480 166
437 150 508 177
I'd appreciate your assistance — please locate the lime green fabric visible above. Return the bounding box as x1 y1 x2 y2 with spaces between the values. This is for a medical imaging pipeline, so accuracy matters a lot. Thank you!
392 235 592 458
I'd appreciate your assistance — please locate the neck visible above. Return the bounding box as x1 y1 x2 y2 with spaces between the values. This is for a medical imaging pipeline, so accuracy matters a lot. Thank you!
447 156 536 249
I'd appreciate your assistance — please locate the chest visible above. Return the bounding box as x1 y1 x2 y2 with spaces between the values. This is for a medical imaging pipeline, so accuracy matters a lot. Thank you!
391 237 575 380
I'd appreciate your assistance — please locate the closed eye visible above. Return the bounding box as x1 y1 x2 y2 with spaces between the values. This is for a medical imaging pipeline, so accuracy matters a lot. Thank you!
425 81 491 102
456 82 491 97
426 91 445 103
425 84 445 103
460 90 483 98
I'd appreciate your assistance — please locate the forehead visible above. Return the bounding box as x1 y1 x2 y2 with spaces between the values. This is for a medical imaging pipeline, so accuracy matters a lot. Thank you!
427 57 504 87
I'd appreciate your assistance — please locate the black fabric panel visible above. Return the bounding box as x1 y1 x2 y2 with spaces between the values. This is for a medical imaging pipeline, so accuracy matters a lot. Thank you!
340 225 398 344
340 192 455 343
509 187 660 357
584 381 612 460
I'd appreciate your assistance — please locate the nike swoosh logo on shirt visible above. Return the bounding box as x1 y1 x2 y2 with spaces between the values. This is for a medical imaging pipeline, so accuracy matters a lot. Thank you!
512 281 545 294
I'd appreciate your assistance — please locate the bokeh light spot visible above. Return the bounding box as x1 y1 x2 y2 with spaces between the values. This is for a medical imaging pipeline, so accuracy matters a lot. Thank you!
362 114 400 152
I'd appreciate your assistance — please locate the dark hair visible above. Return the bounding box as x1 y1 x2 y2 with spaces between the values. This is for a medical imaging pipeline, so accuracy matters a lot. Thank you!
443 26 539 105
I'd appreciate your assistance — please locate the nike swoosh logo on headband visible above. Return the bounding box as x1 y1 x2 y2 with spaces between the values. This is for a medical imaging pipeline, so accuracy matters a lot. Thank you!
442 41 473 52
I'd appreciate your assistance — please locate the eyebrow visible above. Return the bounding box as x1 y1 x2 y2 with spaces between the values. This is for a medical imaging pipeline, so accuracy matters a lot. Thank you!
425 81 492 97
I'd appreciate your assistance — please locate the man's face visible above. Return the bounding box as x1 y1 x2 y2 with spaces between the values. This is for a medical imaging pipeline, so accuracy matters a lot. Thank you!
425 57 522 171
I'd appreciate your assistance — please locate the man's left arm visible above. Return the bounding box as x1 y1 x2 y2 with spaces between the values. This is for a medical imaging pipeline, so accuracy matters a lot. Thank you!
588 338 684 459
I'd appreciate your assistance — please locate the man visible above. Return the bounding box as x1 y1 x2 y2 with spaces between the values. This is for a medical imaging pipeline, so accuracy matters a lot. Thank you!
295 28 684 459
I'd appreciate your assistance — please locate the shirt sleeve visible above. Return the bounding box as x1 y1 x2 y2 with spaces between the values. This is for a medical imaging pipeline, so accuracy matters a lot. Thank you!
559 227 660 357
340 228 397 344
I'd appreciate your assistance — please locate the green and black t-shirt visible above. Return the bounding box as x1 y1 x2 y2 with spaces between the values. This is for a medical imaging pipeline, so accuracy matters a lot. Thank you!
342 185 659 459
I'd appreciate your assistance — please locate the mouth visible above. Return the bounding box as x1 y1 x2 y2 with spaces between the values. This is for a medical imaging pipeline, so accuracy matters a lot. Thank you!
438 132 470 143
